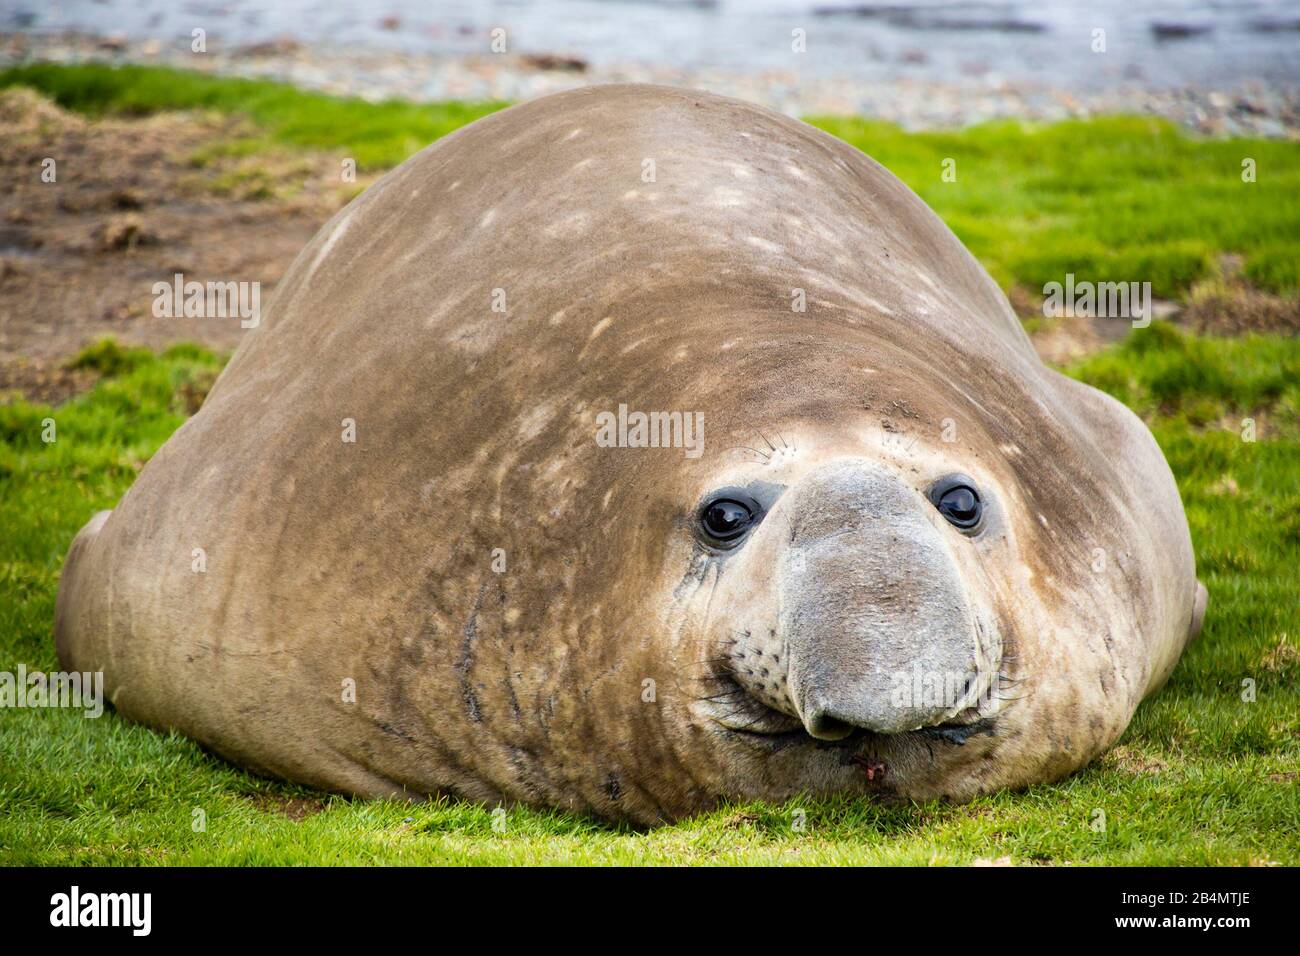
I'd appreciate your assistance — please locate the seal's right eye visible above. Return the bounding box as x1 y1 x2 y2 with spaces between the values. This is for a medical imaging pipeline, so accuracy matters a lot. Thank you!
928 474 984 532
699 497 756 545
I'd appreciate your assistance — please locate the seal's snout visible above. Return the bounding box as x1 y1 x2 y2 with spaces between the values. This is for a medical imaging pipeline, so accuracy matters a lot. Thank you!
779 461 983 738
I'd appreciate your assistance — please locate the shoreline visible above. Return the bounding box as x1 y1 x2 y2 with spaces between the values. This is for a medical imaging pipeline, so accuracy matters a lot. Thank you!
3 30 1297 138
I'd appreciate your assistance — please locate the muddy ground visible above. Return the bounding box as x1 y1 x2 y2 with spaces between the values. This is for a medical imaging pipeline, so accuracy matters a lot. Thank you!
0 87 366 403
0 87 1293 406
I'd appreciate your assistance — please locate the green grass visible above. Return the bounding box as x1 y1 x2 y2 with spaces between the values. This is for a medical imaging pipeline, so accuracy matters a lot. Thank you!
812 115 1300 299
0 64 1296 864
0 329 1295 865
1070 320 1300 429
2 63 1298 297
0 62 505 170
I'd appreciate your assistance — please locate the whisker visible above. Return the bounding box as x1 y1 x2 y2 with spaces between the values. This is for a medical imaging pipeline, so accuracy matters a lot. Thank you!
714 708 749 723
695 690 747 703
734 712 772 732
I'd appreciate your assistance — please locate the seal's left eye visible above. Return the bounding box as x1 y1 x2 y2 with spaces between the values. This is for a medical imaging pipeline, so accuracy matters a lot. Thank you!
929 477 983 531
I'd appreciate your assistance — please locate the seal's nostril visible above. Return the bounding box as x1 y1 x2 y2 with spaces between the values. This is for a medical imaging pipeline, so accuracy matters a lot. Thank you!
805 710 856 741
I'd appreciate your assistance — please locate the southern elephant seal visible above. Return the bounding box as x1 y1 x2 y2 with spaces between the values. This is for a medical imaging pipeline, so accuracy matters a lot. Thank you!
55 84 1206 824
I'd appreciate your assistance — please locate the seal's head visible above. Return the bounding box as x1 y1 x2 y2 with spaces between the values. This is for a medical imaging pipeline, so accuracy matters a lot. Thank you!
673 425 1022 801
698 455 1004 741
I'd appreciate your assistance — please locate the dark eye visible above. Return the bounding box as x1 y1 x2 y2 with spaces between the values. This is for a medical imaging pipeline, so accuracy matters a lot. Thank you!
699 497 756 544
930 477 983 531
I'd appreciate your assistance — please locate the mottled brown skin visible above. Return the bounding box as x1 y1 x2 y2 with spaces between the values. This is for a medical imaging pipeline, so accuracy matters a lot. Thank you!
55 85 1204 824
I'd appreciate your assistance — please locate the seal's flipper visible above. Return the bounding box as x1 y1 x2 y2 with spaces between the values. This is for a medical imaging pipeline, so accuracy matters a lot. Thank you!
53 509 112 673
1189 580 1208 643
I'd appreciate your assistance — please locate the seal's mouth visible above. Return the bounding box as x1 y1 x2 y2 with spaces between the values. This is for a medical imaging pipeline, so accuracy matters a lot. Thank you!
705 668 997 747
698 637 1008 781
712 698 997 784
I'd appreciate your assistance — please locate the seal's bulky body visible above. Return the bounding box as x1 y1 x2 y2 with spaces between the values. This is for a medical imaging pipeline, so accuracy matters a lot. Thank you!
56 86 1204 824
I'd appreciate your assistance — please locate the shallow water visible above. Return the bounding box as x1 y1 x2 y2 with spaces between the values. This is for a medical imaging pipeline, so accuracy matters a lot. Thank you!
8 0 1299 92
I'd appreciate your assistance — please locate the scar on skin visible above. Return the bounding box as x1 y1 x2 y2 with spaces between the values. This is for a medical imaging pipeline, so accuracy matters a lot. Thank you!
305 216 351 281
710 186 746 207
746 236 783 254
